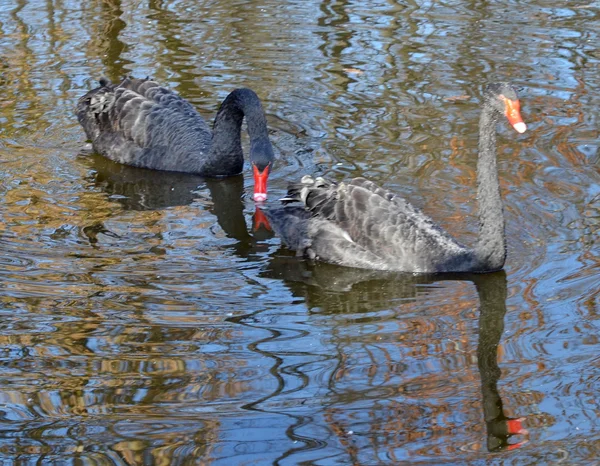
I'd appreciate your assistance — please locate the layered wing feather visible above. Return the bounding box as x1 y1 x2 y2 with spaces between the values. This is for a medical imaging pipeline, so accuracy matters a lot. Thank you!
279 176 472 272
76 78 213 173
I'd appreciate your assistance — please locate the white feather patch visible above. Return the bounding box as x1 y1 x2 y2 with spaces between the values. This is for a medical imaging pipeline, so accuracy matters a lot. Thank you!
341 230 354 243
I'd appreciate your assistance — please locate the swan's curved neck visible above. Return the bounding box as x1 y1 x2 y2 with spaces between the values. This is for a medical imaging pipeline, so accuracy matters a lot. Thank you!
474 107 506 271
205 89 269 176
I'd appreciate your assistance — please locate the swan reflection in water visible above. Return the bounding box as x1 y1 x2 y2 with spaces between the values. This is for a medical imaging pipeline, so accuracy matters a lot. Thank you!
83 152 271 252
259 258 529 455
86 157 528 455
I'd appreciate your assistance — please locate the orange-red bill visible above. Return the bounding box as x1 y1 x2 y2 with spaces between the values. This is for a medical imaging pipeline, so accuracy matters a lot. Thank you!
253 164 269 202
501 96 527 133
253 207 271 231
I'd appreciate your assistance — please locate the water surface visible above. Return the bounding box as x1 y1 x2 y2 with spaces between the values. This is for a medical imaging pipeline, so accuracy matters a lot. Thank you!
0 0 599 464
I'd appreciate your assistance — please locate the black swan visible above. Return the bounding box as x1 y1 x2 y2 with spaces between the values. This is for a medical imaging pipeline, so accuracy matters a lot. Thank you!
265 83 527 273
76 77 275 201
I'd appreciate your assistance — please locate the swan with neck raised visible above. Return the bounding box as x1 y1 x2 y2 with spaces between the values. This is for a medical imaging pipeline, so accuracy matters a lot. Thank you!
266 82 527 273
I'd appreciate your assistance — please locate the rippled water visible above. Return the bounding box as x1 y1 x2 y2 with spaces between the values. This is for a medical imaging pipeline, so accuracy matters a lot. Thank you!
0 0 599 464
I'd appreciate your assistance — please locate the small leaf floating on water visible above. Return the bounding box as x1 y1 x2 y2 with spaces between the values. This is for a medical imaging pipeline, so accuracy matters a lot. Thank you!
444 94 471 102
343 68 364 75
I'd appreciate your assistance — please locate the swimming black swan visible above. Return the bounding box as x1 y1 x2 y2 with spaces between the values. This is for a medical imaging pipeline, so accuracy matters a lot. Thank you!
76 77 275 201
265 83 527 273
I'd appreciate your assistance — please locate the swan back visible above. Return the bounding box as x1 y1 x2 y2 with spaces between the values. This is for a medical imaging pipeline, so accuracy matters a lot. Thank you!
271 176 474 272
76 78 237 175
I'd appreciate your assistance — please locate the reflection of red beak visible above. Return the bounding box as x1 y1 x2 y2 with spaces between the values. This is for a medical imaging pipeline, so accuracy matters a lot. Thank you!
506 418 528 436
501 96 527 133
506 417 529 451
253 164 269 202
253 207 271 231
507 439 528 451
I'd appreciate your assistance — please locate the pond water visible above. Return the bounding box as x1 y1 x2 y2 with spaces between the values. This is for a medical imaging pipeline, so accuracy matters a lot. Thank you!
0 0 599 464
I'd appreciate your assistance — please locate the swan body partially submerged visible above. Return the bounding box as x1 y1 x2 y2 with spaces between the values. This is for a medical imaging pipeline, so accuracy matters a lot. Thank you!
266 83 527 273
76 77 275 201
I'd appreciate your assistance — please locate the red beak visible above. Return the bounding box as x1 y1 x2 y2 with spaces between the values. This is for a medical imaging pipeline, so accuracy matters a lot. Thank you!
501 96 527 133
253 164 269 202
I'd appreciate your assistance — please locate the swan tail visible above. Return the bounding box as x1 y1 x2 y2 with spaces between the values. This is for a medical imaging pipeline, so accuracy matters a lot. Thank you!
280 175 340 219
76 78 117 141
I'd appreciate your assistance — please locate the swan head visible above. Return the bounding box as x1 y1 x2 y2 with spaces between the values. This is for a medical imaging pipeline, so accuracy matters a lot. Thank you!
250 137 275 202
484 83 527 134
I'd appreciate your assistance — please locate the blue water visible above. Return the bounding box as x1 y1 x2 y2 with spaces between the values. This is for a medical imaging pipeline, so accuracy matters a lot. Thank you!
0 0 598 464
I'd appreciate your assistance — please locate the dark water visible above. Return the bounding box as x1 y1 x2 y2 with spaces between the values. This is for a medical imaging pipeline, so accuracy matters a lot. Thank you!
0 0 599 464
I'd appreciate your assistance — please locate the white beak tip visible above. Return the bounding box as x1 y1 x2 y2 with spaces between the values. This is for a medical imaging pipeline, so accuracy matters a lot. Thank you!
253 193 267 202
513 122 527 134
